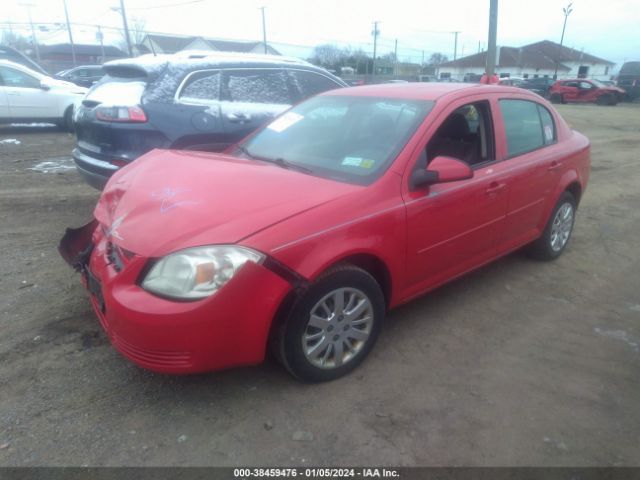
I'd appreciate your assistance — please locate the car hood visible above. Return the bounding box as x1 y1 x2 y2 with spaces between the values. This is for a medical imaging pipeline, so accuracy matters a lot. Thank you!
46 78 87 94
94 149 360 257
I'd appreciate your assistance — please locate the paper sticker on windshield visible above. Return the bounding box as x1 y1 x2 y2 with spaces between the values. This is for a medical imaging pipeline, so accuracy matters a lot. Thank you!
544 125 553 142
342 156 362 166
267 112 304 133
360 159 375 168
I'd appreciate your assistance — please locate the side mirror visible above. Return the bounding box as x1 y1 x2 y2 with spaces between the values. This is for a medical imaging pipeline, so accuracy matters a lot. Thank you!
39 81 51 91
410 156 473 190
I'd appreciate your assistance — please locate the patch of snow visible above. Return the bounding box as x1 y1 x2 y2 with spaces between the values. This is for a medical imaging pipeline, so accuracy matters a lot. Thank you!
594 327 639 352
29 157 76 173
0 138 21 145
85 81 146 105
8 123 56 128
220 101 289 117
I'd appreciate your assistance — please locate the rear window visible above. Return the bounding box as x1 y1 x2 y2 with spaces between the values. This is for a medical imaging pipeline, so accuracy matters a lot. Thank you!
84 79 146 106
222 69 292 105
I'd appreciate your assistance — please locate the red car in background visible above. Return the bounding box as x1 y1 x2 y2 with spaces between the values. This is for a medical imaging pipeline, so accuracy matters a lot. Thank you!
60 83 590 382
548 79 626 105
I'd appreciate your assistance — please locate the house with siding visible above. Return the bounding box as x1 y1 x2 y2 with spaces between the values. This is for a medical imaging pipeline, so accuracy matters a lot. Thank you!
437 40 614 81
140 34 281 56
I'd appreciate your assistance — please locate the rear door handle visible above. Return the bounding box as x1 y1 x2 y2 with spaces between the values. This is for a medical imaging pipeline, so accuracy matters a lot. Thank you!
548 160 562 171
226 112 252 123
485 182 506 195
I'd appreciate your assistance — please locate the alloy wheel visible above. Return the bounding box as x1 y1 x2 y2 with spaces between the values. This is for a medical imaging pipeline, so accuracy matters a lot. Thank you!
550 202 574 252
302 288 374 369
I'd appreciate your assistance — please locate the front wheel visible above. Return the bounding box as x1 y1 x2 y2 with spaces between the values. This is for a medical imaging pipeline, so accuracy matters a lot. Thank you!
527 192 576 260
277 265 385 382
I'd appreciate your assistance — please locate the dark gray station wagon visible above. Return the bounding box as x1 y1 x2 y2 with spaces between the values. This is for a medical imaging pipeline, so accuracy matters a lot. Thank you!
73 51 347 189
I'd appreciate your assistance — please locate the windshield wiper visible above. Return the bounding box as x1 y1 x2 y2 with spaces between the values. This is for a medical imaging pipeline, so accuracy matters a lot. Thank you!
262 157 313 174
238 146 313 174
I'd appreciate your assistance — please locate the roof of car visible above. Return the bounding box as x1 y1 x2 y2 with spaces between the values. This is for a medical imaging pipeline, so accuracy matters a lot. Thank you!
0 59 47 78
102 51 324 81
324 82 526 101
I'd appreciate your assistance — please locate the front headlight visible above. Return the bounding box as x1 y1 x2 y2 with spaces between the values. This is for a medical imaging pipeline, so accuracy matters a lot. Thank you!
141 245 264 300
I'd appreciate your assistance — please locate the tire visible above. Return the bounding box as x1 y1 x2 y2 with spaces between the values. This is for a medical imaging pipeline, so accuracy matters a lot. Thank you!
597 94 616 106
550 93 562 104
277 264 385 382
58 106 75 132
527 191 576 261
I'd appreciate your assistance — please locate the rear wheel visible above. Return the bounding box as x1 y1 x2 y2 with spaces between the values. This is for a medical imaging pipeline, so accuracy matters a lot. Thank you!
277 264 385 382
57 106 75 132
550 93 563 104
527 191 576 261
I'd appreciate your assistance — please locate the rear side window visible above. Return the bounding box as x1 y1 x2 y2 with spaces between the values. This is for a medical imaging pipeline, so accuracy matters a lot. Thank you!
178 70 220 103
290 70 342 99
538 105 556 145
499 99 556 157
222 69 292 104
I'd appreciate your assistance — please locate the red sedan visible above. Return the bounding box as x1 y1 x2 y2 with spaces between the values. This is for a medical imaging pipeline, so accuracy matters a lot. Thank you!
60 83 590 382
548 79 625 105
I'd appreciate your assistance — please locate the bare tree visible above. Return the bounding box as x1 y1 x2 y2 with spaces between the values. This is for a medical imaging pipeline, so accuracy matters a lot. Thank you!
1 30 31 52
428 52 449 65
308 44 349 71
117 17 146 54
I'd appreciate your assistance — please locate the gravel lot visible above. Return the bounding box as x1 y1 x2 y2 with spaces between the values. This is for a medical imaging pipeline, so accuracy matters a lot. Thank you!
1 103 639 466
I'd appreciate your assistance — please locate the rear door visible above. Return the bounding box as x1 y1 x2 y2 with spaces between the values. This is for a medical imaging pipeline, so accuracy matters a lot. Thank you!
0 66 57 118
562 81 580 102
219 68 294 145
496 98 562 252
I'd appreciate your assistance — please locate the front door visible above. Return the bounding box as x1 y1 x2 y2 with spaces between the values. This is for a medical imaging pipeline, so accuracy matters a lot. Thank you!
0 66 57 119
402 98 510 300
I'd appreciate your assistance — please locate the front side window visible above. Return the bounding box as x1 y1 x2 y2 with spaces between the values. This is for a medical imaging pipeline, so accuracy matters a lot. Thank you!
290 70 342 99
240 95 433 185
222 69 292 105
178 70 221 103
499 99 556 157
427 101 494 167
0 67 40 89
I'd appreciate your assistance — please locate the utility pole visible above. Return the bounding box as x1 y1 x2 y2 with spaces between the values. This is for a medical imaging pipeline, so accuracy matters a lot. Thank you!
371 21 380 77
453 31 460 60
486 0 498 77
62 0 76 66
96 26 105 63
119 0 133 57
19 2 40 63
554 2 573 79
260 6 267 54
394 38 398 77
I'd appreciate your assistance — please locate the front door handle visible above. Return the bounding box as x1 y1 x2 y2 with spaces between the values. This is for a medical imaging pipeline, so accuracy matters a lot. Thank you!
485 182 506 195
547 160 562 171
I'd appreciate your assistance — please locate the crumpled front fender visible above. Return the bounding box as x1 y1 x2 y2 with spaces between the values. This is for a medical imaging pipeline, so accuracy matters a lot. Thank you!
58 219 98 271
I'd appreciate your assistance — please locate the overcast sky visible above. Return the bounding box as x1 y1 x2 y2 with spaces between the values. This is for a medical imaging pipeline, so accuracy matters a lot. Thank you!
3 0 639 70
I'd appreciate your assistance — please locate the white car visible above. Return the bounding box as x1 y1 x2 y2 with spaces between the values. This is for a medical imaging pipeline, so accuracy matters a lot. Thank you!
0 60 88 131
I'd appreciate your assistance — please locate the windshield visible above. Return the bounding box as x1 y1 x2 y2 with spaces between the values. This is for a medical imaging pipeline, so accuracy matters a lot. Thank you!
238 95 434 185
590 79 606 88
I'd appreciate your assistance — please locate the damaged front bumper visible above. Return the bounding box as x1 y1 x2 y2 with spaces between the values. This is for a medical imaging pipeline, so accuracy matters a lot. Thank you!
58 219 293 374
